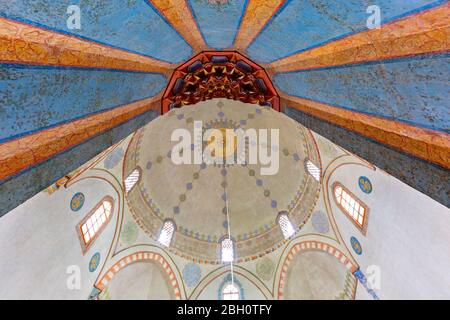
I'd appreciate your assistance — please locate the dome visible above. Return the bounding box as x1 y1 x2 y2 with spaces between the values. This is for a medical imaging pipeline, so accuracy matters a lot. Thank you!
0 0 448 302
124 99 320 263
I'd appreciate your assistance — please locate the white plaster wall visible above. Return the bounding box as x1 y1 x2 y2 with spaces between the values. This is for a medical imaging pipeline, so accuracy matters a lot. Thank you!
284 251 351 300
328 163 450 299
0 178 119 299
104 262 173 300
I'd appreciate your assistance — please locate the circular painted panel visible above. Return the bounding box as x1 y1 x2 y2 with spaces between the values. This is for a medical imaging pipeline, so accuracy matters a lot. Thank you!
311 210 330 234
256 257 275 281
121 221 139 246
182 263 202 287
89 252 101 272
358 176 373 194
70 192 85 212
350 236 363 255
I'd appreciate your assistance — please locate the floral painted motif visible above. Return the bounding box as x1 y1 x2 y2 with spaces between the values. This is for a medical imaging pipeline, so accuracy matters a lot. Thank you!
350 236 362 255
311 210 330 234
256 257 275 281
182 263 202 287
358 176 373 194
89 252 101 272
121 221 139 246
70 192 85 212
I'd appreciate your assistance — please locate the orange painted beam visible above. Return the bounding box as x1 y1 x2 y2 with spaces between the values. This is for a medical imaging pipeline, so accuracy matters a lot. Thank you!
270 3 450 73
234 0 285 51
149 0 208 52
0 17 174 74
0 95 161 182
281 94 450 169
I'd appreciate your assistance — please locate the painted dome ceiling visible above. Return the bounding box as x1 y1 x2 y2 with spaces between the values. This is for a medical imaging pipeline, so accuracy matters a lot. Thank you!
0 1 448 215
124 99 320 263
0 0 449 302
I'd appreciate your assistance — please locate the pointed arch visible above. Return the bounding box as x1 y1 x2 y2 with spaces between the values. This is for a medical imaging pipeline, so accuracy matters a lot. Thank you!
275 240 358 299
95 251 182 300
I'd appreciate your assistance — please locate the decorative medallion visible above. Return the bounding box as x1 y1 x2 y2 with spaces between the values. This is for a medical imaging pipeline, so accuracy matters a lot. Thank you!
199 118 245 167
182 263 202 287
350 236 362 255
121 221 139 246
358 176 373 194
89 252 101 272
311 210 330 234
70 192 85 212
256 257 275 281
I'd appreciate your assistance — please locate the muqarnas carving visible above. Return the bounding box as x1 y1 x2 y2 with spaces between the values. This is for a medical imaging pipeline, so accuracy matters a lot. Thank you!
162 51 280 114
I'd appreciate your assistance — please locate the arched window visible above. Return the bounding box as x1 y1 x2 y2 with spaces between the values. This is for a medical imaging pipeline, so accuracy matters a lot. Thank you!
124 168 141 193
333 183 369 234
222 283 240 300
305 159 321 182
77 197 114 253
277 211 296 239
157 220 175 247
221 237 234 263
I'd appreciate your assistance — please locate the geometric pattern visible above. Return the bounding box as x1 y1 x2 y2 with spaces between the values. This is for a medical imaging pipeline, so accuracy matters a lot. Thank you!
124 100 321 264
182 263 202 288
162 51 280 114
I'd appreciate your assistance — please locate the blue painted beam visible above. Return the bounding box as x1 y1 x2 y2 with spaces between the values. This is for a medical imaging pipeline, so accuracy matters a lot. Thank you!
0 109 160 217
248 0 445 62
187 0 248 49
0 64 166 142
0 0 192 63
275 54 450 133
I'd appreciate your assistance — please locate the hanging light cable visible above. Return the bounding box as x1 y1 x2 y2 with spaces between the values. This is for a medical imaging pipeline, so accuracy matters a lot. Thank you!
224 185 235 288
